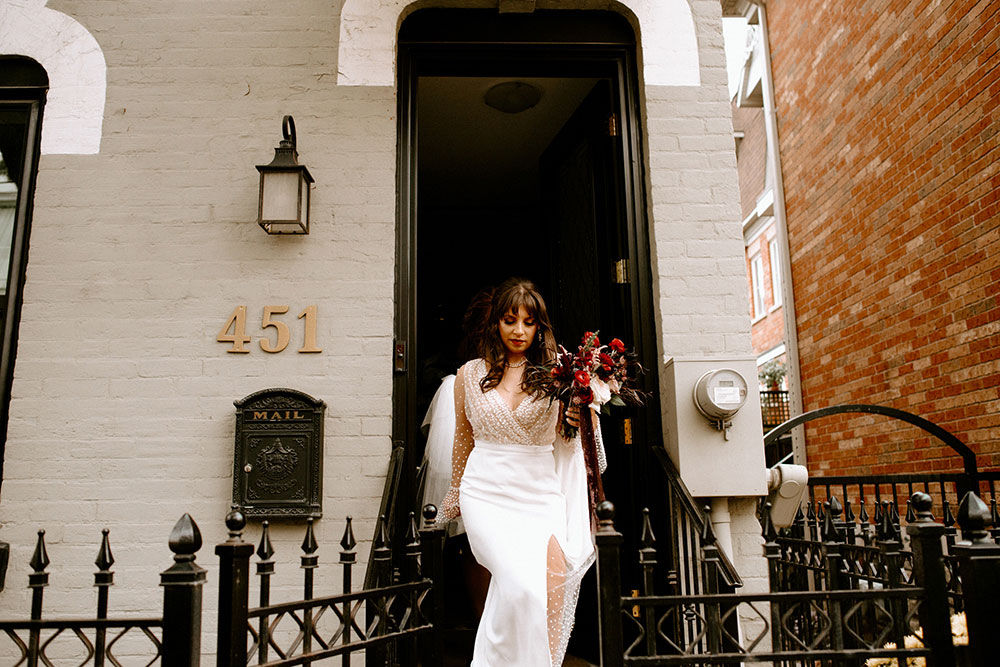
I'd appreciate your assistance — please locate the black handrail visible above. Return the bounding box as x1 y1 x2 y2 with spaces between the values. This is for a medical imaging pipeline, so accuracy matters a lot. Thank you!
653 448 743 588
764 404 978 478
365 440 407 589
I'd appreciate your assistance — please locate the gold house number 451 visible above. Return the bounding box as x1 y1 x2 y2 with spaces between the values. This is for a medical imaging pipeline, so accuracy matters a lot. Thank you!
217 305 322 354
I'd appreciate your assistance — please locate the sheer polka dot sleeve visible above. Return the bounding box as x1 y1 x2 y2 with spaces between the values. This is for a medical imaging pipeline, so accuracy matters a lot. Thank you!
440 363 475 523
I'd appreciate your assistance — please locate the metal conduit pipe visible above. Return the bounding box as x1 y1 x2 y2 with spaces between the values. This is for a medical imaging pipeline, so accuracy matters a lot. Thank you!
750 1 807 464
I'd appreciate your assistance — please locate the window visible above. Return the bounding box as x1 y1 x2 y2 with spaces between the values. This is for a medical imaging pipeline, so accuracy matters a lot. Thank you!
0 57 47 486
750 254 765 319
769 238 782 307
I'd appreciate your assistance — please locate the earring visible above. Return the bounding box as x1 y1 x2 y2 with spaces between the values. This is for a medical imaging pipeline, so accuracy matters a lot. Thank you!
537 331 544 345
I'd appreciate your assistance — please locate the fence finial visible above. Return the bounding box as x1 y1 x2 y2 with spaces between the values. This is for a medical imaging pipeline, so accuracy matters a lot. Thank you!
880 500 899 541
406 512 420 547
844 499 855 523
422 503 438 529
859 498 869 523
910 492 934 522
168 514 202 561
942 499 956 527
225 506 247 542
821 501 838 542
341 516 357 552
640 508 656 548
596 500 615 531
95 528 114 574
374 515 390 551
701 505 717 544
957 491 991 545
301 517 318 556
256 521 274 561
30 530 49 574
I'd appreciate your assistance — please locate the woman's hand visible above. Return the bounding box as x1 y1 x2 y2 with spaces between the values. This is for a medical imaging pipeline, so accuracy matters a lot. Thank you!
439 486 461 525
564 405 581 429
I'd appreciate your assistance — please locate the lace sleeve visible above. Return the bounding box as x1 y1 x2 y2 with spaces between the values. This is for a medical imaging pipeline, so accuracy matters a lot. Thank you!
440 363 474 522
594 412 607 474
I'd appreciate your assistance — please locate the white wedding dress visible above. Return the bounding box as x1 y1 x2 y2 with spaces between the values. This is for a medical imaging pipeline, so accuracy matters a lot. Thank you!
448 358 602 667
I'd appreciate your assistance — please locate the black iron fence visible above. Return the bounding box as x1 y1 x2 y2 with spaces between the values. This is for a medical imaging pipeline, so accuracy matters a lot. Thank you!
0 514 206 667
217 507 444 667
0 508 446 667
596 490 1000 666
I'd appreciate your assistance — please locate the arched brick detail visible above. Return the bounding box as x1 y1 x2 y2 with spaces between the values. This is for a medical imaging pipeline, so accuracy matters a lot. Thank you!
337 0 700 87
0 1 107 154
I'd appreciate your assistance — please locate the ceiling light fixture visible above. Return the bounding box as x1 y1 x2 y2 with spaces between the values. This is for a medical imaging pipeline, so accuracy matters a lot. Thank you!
484 81 542 114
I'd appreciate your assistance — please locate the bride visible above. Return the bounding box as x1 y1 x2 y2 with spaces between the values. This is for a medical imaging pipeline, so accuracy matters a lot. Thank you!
440 277 602 667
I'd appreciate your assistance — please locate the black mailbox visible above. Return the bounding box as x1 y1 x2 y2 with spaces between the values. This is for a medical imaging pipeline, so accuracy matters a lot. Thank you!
233 388 325 520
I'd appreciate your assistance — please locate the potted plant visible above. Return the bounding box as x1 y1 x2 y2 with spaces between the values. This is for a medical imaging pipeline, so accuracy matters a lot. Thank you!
758 359 786 390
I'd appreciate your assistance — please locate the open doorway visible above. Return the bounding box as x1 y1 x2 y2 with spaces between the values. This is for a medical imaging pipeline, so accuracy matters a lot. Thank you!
395 10 660 664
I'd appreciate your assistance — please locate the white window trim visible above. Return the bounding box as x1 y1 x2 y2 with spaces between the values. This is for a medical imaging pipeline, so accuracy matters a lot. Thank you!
750 254 765 319
769 238 782 308
757 343 786 366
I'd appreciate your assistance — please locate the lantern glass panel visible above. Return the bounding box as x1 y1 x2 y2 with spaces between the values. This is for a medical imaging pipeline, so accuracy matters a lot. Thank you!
261 171 300 221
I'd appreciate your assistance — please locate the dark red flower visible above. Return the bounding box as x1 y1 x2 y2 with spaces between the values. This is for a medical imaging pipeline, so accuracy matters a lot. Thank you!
574 370 591 387
583 332 600 347
599 352 614 367
574 387 594 405
610 338 625 353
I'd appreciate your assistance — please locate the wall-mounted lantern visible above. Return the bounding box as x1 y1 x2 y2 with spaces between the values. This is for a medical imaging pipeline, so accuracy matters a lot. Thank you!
256 115 314 234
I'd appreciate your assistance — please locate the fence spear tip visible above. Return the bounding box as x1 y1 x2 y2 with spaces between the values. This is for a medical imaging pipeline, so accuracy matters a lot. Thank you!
640 508 655 548
340 516 357 552
406 512 420 546
301 517 318 555
257 521 275 561
30 529 50 573
95 528 114 571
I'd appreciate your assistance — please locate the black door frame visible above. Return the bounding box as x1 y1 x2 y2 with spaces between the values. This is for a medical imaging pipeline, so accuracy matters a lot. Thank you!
393 9 662 539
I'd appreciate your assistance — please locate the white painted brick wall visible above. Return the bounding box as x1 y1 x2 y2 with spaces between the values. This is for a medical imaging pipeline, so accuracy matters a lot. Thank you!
0 0 766 656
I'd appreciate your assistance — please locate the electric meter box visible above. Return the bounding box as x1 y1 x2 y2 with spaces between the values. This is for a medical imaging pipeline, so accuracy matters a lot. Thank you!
662 357 766 497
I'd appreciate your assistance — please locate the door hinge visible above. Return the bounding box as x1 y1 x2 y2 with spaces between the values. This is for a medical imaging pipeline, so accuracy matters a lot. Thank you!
614 258 630 285
393 340 407 373
623 417 633 445
608 113 619 137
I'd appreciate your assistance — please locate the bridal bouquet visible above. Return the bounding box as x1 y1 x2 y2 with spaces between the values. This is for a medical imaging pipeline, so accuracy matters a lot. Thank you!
529 331 645 511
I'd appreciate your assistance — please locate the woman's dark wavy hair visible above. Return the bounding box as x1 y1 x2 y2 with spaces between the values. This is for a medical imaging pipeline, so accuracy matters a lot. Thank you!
478 278 558 395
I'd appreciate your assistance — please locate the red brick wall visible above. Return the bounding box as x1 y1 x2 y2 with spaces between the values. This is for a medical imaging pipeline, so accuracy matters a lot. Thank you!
732 101 767 220
766 0 1000 474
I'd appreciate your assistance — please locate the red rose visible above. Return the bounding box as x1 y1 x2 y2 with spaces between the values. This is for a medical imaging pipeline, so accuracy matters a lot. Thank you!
599 352 614 367
574 370 591 387
610 338 625 353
